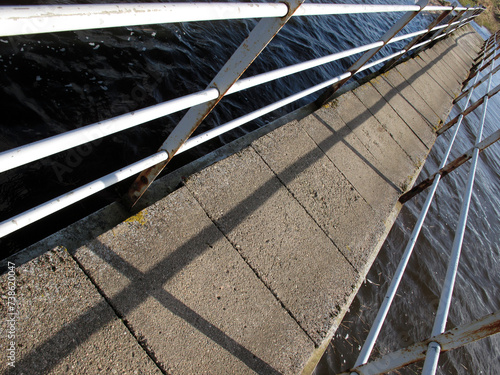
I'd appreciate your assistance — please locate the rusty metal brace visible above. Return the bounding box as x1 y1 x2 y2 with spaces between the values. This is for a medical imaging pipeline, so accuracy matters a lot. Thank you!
343 310 500 375
400 128 500 203
125 0 305 208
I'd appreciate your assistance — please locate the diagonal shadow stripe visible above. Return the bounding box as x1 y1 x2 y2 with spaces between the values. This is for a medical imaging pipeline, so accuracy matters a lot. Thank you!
311 113 400 192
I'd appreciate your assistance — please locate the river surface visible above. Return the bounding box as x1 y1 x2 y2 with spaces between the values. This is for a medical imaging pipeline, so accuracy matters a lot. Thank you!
0 1 498 373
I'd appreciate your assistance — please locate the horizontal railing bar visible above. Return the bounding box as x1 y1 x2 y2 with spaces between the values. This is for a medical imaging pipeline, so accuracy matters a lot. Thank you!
179 72 352 154
344 310 500 375
0 151 168 238
388 17 467 46
0 40 414 233
358 21 469 73
0 3 287 37
358 50 405 72
228 41 383 94
399 128 500 203
0 88 219 173
0 3 471 37
0 22 446 174
391 29 429 44
227 19 452 94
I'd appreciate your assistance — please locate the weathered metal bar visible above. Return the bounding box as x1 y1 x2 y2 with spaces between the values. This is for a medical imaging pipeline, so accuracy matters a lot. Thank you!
315 0 429 106
0 88 219 174
0 3 287 37
399 129 500 203
422 55 495 373
125 0 305 207
178 72 351 154
382 8 453 71
0 3 464 37
0 151 168 238
343 310 500 375
436 82 500 135
453 65 500 103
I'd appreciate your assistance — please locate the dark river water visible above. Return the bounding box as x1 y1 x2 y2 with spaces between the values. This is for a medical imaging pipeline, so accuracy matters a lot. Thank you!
0 1 498 373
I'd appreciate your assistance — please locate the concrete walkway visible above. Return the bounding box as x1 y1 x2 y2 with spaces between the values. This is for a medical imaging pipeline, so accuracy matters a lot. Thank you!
0 26 482 374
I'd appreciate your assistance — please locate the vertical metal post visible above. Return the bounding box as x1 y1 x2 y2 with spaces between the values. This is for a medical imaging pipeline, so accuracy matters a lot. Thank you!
315 0 429 106
382 8 453 71
421 43 497 375
125 0 305 207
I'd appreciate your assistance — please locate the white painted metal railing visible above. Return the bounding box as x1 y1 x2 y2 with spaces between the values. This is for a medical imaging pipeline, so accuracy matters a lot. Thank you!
345 30 500 375
0 3 482 239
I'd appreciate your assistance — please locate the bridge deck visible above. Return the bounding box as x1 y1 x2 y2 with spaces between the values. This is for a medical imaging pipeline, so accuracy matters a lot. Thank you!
0 26 483 374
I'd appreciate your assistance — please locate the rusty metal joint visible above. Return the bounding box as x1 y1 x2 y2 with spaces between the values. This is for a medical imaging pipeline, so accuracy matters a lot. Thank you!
281 0 302 18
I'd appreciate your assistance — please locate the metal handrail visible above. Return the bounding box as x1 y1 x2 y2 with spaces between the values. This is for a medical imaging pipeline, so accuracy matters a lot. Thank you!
421 37 497 375
0 3 482 237
0 20 468 175
353 32 494 369
0 3 469 37
347 31 500 375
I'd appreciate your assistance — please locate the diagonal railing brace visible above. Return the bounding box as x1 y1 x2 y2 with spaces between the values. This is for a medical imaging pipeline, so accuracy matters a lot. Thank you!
125 0 305 208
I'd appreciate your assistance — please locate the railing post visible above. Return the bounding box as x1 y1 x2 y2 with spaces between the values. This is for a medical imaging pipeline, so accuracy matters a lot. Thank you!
315 0 429 107
124 0 305 207
382 8 453 72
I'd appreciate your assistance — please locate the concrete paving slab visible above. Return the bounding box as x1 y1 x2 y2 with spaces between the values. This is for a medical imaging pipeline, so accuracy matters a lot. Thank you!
412 55 460 98
382 66 441 127
75 187 314 374
419 47 466 87
0 247 161 375
352 81 429 165
332 91 416 188
184 147 358 345
370 74 437 148
251 120 384 271
395 59 454 121
454 28 482 60
438 29 480 64
426 38 473 78
301 107 400 214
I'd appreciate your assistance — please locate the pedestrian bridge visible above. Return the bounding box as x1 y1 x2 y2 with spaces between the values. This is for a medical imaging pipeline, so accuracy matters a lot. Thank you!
0 3 496 374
